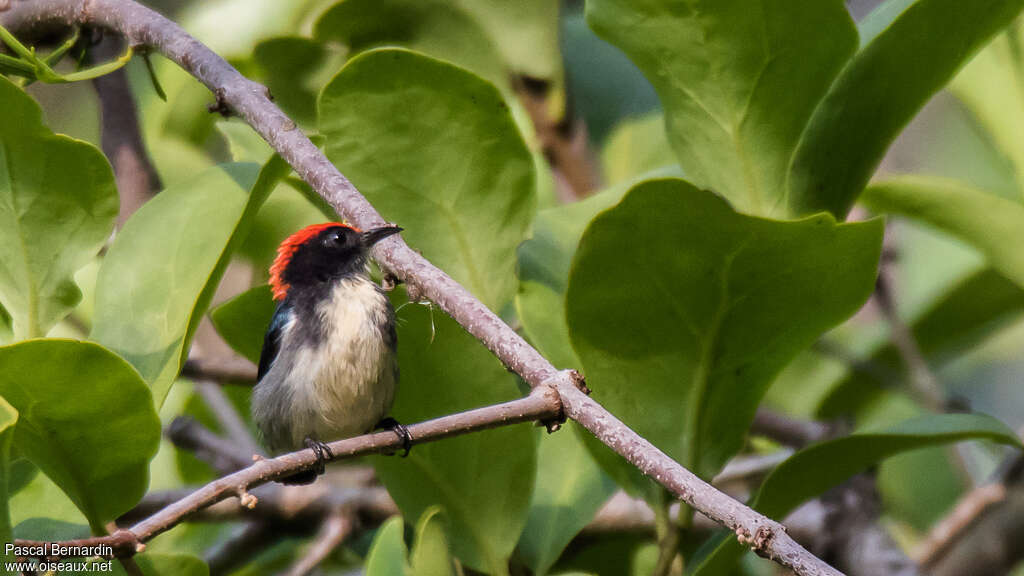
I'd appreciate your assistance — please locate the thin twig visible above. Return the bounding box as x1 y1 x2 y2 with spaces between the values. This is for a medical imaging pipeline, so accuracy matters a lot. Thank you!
515 76 600 201
204 521 277 576
182 357 258 384
14 388 562 558
193 379 263 458
165 416 251 474
751 409 833 448
1 4 844 574
283 510 353 576
873 272 945 412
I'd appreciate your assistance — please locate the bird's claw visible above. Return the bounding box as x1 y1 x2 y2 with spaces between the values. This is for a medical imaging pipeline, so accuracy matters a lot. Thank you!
304 437 335 475
376 417 412 457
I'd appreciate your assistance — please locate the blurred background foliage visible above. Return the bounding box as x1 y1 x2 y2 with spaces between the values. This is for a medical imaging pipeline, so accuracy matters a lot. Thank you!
3 0 1024 575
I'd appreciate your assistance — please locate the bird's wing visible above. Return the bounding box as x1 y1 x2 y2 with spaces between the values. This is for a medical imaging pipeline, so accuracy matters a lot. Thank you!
258 301 291 381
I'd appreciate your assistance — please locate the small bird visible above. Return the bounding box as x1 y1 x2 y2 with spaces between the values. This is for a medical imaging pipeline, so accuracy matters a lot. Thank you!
252 222 409 484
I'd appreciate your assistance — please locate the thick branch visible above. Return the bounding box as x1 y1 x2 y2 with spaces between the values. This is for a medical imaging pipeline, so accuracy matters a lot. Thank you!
90 35 161 224
1 3 843 574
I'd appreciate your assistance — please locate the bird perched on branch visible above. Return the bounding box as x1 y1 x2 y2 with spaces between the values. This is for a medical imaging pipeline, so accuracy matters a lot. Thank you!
252 222 410 485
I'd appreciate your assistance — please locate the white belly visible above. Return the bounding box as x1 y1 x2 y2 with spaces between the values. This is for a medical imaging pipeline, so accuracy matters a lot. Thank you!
266 277 397 450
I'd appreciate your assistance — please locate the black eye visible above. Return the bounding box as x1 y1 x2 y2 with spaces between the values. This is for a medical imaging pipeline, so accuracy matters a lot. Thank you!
323 230 345 247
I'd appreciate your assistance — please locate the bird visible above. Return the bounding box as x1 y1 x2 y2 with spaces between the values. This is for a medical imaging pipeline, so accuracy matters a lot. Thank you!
251 221 410 484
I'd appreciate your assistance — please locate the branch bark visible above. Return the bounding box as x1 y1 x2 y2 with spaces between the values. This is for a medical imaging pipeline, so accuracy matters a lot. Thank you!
1 3 844 574
15 388 561 558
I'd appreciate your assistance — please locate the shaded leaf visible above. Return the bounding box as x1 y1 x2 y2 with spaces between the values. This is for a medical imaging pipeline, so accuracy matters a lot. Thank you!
375 304 535 575
600 114 676 187
411 507 455 576
585 0 856 216
314 0 509 93
787 0 1024 217
0 76 117 339
862 176 1024 287
366 517 410 576
0 340 160 532
515 424 616 576
209 285 276 365
320 48 535 311
692 413 1022 575
453 0 562 80
567 179 883 483
950 21 1024 192
92 158 288 406
252 36 344 127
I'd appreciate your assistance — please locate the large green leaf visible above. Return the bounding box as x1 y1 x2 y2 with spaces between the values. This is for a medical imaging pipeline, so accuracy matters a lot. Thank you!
600 114 676 188
92 158 288 406
314 0 509 93
584 0 856 216
453 0 561 81
320 48 536 311
410 507 455 576
209 285 276 365
787 0 1024 218
252 36 344 127
0 340 160 532
0 397 17 563
692 413 1022 575
0 76 117 340
566 179 883 481
862 176 1024 287
818 267 1024 417
374 304 535 575
515 424 616 576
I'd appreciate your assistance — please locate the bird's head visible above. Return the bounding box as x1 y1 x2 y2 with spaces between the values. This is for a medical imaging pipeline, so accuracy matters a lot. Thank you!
269 222 403 301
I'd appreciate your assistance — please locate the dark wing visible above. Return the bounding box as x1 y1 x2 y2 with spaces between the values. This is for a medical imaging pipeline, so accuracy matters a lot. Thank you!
257 301 292 381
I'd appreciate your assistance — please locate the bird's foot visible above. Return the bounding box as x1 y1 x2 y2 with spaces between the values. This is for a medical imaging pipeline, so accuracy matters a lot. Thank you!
305 437 335 475
375 417 412 457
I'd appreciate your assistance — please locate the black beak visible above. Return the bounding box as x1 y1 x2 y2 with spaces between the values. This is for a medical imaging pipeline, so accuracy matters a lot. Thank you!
361 225 403 246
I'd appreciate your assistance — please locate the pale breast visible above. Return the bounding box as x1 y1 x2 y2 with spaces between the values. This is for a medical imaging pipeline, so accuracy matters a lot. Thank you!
298 277 397 444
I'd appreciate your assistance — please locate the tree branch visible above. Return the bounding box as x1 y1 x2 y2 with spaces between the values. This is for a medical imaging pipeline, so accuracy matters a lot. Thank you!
89 34 161 224
282 510 353 576
14 388 562 558
1 3 843 574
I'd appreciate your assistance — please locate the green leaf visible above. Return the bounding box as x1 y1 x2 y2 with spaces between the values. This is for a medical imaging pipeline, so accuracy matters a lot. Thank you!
0 397 17 563
584 0 856 216
566 179 883 481
209 285 276 365
314 0 509 93
453 0 562 80
950 22 1024 193
818 267 1024 417
515 423 616 576
252 36 343 127
366 517 410 576
410 507 455 576
0 340 160 532
862 176 1024 287
0 75 117 339
92 158 289 406
787 0 1024 218
600 114 677 188
320 48 536 311
692 413 1022 575
374 304 535 575
217 121 273 164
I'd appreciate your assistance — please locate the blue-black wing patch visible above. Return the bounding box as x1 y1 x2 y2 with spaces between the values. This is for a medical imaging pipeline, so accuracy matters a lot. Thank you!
258 301 292 381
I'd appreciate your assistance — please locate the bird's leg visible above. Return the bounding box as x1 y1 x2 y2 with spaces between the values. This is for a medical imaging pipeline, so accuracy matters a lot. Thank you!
375 417 413 457
304 436 335 475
